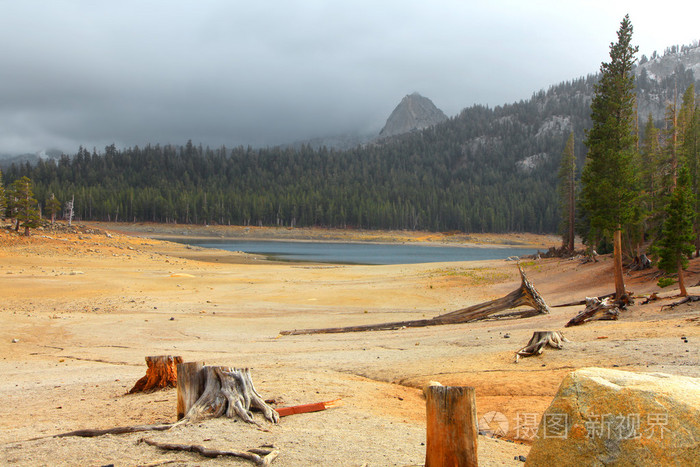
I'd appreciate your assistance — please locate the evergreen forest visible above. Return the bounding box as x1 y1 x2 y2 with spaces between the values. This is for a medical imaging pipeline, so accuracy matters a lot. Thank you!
2 45 699 236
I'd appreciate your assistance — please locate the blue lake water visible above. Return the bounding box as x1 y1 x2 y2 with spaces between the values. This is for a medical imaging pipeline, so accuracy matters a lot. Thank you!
182 239 537 265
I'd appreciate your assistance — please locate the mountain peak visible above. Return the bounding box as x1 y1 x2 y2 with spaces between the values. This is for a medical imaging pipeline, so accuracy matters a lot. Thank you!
379 93 447 138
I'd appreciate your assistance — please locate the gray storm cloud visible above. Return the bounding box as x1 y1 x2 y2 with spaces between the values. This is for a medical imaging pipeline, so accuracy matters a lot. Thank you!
0 1 697 155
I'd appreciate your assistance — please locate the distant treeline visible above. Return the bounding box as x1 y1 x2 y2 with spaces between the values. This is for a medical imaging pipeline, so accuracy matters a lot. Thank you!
4 61 697 233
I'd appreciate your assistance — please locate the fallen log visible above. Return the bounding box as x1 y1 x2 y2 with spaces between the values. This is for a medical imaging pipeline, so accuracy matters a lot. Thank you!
565 297 620 327
514 331 568 362
140 438 279 466
130 355 183 393
661 295 700 310
553 293 616 308
280 265 549 335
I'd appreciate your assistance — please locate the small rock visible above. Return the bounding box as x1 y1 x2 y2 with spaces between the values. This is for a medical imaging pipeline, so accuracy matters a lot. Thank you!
503 333 511 338
169 317 175 321
12 338 19 343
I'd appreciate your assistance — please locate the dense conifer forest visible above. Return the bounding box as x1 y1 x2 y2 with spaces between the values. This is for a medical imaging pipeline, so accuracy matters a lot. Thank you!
3 44 699 235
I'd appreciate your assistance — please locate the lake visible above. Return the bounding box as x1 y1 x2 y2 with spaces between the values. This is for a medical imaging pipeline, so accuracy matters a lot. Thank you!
181 239 537 265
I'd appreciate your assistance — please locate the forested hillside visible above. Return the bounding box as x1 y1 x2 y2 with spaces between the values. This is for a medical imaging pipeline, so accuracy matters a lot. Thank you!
4 45 699 233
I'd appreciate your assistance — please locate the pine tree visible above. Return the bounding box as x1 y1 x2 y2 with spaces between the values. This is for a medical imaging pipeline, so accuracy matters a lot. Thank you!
46 193 62 225
658 167 695 296
581 14 639 300
558 132 576 252
640 113 662 217
677 85 699 255
10 176 41 236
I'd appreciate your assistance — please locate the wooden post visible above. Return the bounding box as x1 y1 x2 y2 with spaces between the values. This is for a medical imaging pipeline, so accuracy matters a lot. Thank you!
177 361 205 420
425 386 478 467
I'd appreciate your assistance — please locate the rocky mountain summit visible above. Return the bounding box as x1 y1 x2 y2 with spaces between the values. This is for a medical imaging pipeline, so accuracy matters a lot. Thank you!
378 92 448 139
636 43 700 121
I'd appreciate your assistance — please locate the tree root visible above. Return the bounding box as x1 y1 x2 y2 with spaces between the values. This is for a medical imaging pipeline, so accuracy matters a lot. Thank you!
140 438 279 466
514 331 568 362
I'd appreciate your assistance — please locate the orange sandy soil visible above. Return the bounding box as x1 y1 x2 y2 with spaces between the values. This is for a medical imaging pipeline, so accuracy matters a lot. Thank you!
0 222 698 466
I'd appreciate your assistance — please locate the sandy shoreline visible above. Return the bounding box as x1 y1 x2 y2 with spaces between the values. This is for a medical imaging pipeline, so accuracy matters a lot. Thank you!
94 221 559 248
1 222 698 466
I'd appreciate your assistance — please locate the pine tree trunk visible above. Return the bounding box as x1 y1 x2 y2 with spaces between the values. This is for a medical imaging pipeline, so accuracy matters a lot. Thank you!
568 158 576 252
678 257 688 297
613 227 626 300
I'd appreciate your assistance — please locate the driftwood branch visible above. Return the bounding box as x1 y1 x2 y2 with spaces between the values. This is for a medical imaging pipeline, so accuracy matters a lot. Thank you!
565 297 620 327
514 331 568 362
38 423 175 440
661 295 700 310
140 438 279 466
280 265 549 335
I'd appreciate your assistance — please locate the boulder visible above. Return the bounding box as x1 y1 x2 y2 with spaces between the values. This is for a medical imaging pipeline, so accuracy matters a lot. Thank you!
525 367 700 466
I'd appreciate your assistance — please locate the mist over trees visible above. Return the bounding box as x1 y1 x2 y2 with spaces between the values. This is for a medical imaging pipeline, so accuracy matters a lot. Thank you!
2 41 699 246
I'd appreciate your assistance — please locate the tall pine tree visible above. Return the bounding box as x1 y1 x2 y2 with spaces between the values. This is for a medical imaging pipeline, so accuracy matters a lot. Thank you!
9 176 41 236
677 84 700 255
581 14 638 300
658 167 695 296
558 132 576 252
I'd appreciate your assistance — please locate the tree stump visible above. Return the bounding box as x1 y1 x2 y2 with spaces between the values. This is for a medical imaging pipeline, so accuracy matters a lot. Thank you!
565 297 620 327
514 331 568 362
177 363 279 425
177 361 205 419
425 385 478 467
129 355 183 393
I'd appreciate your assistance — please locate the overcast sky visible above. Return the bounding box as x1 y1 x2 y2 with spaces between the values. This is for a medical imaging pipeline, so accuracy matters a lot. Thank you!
1 1 698 155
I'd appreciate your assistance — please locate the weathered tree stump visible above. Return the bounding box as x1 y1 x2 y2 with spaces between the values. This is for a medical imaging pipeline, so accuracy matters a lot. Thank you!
514 331 568 362
425 385 478 467
177 361 205 419
565 297 620 327
176 363 279 425
280 265 549 335
129 355 183 393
